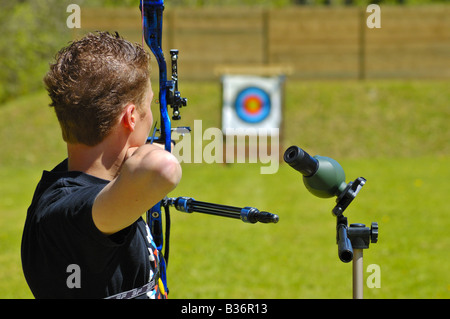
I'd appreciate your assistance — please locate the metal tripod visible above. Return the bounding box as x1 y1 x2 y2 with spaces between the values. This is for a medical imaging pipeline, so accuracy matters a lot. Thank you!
333 177 379 299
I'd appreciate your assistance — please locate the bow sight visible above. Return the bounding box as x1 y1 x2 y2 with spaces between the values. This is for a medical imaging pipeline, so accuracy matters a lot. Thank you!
169 49 187 120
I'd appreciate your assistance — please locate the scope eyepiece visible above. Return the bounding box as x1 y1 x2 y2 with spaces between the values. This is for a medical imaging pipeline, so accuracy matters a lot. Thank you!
283 146 319 177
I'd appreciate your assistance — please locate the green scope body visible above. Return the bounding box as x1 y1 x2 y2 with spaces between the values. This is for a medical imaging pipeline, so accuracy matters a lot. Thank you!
284 146 347 198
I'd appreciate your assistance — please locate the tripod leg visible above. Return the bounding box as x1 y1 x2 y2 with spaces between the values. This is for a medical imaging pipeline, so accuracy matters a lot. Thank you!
352 249 364 299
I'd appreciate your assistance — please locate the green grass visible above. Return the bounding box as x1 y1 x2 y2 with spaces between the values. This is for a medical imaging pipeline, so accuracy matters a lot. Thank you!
0 80 448 298
167 157 450 299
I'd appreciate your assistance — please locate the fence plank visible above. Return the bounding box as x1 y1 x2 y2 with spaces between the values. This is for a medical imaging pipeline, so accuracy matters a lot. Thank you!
365 6 450 78
76 6 450 80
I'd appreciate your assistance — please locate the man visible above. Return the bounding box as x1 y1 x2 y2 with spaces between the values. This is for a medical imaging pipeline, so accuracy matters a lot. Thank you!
21 32 182 299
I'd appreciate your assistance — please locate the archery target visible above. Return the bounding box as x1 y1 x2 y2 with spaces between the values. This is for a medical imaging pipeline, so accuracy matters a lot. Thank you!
222 75 284 133
235 87 271 124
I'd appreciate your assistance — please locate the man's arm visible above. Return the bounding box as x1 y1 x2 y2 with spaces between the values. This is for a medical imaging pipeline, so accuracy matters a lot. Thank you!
92 144 182 235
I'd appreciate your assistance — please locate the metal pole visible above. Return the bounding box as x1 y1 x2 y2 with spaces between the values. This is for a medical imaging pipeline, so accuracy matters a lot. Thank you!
352 249 364 299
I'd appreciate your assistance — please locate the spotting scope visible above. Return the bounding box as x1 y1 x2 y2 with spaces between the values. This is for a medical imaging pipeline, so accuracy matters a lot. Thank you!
283 146 348 199
283 146 366 217
283 145 377 264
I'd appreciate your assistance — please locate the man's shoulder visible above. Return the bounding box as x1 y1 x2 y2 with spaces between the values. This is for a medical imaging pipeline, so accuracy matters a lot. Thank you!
28 160 108 221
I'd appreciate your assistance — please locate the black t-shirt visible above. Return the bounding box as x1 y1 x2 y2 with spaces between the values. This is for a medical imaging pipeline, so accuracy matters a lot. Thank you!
21 159 165 299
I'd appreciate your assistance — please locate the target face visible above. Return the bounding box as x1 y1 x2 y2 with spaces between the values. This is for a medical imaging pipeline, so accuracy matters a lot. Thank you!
234 87 271 124
221 74 284 133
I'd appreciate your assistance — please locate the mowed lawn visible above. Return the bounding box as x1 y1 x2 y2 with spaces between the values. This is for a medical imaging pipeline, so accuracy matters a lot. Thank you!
0 80 448 298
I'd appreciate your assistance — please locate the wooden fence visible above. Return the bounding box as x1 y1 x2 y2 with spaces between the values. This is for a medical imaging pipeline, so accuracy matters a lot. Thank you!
77 6 450 80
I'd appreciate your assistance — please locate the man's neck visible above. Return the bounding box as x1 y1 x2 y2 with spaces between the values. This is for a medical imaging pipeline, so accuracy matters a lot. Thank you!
67 133 128 181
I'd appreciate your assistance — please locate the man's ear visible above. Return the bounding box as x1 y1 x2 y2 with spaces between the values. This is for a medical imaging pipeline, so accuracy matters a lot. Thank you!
122 103 136 131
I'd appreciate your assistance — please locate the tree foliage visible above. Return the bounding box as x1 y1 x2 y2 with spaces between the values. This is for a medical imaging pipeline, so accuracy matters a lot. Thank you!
0 0 72 103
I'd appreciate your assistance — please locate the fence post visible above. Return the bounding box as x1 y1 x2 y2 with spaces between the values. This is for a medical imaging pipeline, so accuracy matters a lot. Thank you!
167 9 175 53
262 9 270 65
358 6 366 80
